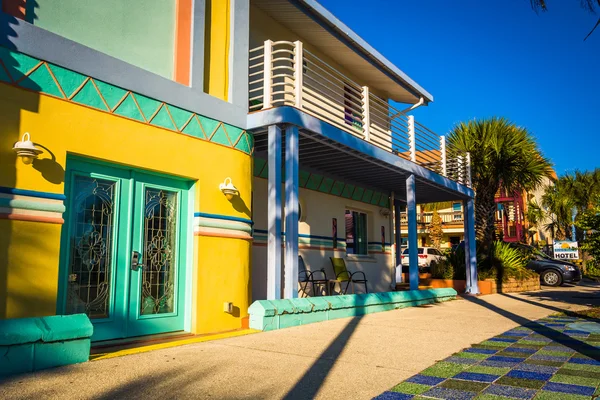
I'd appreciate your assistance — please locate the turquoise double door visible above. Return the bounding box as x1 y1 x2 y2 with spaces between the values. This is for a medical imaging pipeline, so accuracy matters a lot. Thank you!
59 158 191 342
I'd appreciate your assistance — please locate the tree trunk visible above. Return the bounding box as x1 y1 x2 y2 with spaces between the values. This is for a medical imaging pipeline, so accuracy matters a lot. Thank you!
475 188 497 249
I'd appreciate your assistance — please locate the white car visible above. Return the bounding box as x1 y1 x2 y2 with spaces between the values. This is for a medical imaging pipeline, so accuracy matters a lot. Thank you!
401 247 444 271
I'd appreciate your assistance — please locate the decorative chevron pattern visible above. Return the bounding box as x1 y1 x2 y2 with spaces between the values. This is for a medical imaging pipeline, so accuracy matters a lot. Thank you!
0 46 253 155
253 157 390 208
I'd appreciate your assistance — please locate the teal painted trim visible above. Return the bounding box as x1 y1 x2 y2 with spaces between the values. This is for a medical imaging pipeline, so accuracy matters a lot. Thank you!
196 218 253 234
0 186 66 200
194 212 253 226
0 198 65 213
248 289 457 331
0 45 252 156
253 156 390 208
0 314 92 377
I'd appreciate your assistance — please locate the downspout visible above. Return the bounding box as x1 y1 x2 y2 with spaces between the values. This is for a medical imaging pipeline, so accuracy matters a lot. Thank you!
390 192 396 289
390 97 425 120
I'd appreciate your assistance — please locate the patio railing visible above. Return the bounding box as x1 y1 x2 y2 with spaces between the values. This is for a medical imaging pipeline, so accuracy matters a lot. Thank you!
249 40 472 187
399 211 465 225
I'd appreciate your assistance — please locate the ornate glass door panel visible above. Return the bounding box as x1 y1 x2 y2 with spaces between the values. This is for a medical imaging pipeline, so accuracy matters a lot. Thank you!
141 188 178 315
66 176 117 319
127 174 189 338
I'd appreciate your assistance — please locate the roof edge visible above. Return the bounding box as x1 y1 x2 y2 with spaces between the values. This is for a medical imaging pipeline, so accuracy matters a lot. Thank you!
294 0 434 104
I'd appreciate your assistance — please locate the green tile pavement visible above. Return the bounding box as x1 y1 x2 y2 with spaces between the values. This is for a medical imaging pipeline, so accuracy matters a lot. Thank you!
374 313 600 400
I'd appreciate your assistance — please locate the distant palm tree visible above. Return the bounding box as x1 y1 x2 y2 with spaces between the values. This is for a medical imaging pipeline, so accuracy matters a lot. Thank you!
530 0 600 40
525 199 545 244
448 117 553 248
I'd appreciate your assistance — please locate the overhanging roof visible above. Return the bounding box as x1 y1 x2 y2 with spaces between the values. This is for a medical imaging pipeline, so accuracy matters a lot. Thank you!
251 0 433 105
248 107 474 204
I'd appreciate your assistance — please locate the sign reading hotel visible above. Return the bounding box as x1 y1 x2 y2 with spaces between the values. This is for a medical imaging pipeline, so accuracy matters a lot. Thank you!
553 241 579 260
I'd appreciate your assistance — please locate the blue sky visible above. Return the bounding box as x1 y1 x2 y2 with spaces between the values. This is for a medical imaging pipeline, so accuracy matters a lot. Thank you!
318 0 600 175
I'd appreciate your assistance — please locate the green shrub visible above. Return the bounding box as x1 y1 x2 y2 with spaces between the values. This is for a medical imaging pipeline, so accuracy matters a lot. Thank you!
479 241 537 282
430 259 454 279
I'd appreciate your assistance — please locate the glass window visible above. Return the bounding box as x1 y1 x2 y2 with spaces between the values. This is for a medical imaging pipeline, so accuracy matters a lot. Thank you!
345 210 368 255
452 203 462 212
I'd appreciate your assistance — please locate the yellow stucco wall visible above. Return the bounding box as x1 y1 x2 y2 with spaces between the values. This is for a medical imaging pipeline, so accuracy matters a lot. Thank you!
0 82 252 333
204 0 230 101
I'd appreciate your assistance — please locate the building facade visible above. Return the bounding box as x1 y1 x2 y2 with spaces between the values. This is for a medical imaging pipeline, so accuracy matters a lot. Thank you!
0 0 478 346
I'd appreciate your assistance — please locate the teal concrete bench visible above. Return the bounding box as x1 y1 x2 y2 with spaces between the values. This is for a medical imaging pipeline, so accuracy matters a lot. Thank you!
0 314 93 377
249 288 457 331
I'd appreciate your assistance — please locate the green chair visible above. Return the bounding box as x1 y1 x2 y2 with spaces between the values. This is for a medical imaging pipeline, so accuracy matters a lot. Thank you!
329 257 368 294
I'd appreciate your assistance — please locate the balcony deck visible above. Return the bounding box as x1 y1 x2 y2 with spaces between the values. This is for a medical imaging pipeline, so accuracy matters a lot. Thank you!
248 40 472 190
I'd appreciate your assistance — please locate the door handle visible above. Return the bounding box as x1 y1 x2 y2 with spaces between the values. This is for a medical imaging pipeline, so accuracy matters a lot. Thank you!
131 251 144 271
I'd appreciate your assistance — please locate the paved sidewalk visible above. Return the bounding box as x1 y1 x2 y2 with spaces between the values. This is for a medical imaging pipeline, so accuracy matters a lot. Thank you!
376 313 600 400
1 283 599 400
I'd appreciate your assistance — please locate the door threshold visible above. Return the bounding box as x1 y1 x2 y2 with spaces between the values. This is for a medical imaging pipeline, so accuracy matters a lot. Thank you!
90 329 258 361
91 331 193 354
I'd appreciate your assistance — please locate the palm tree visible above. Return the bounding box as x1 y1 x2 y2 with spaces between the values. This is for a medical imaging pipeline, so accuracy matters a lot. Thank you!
530 0 600 40
525 199 545 244
447 117 553 249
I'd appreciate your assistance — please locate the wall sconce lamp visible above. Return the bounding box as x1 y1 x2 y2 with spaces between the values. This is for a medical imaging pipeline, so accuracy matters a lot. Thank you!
13 133 42 165
219 177 239 201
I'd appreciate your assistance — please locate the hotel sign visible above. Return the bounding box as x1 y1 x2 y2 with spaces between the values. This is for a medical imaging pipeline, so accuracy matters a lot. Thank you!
553 241 579 260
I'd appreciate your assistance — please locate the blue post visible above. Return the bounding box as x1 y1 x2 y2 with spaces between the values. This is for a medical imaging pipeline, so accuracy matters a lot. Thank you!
284 125 299 299
406 175 419 290
267 125 282 300
463 198 480 294
394 199 402 273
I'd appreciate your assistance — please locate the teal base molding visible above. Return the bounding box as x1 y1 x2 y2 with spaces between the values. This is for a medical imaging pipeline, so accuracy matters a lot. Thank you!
0 314 93 377
248 288 457 331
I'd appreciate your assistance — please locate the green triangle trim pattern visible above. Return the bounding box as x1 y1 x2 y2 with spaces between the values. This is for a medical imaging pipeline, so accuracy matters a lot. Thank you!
318 177 334 193
0 48 40 82
246 132 254 153
182 116 205 139
341 184 355 198
352 187 365 201
306 174 323 190
167 105 193 130
379 195 389 208
234 133 251 154
362 189 374 204
299 170 310 187
150 105 176 131
209 124 231 146
199 116 220 138
223 123 244 145
71 79 108 111
19 64 64 98
133 93 162 121
371 192 382 205
113 93 144 122
0 62 10 83
94 79 128 110
330 181 345 196
47 64 86 98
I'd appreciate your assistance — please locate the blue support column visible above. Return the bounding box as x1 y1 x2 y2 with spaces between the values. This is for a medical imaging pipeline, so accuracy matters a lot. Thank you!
284 126 299 299
464 198 480 294
394 199 402 279
406 175 419 290
267 125 282 300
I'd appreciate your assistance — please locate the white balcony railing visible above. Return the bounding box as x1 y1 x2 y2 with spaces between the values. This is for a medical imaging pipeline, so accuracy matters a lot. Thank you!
249 40 472 187
399 211 465 225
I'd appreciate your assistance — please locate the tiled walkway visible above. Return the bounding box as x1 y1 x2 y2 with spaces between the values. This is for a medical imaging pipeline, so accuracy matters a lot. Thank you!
375 314 600 400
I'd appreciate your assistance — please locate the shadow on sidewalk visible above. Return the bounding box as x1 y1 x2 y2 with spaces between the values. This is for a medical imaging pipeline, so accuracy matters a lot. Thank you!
282 315 364 400
465 295 600 362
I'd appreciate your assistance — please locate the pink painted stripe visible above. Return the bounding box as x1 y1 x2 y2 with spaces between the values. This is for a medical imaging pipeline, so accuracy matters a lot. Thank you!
0 212 64 224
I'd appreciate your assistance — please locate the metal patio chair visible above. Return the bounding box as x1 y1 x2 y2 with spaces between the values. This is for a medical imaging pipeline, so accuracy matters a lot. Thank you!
298 255 329 297
329 257 368 294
